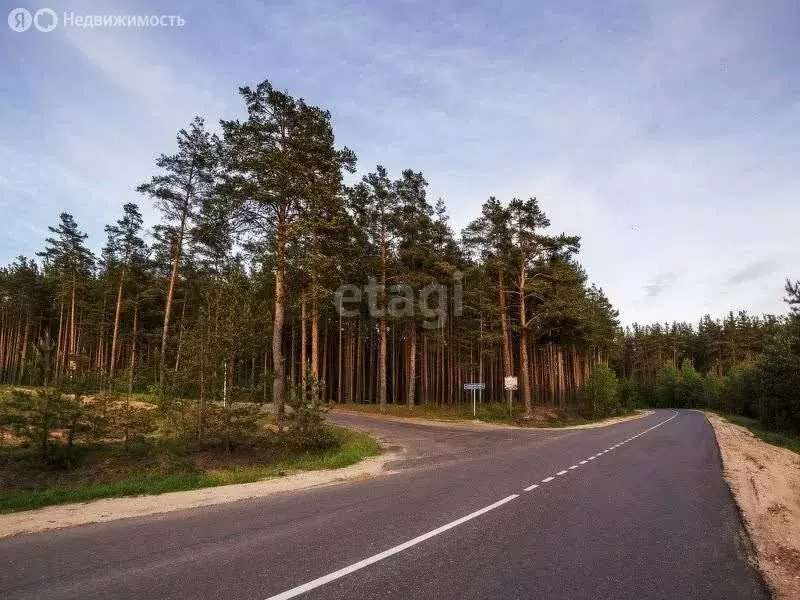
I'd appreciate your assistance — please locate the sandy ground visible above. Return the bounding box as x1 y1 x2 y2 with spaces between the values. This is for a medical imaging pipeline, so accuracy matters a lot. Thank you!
0 452 398 539
706 413 800 599
329 407 653 430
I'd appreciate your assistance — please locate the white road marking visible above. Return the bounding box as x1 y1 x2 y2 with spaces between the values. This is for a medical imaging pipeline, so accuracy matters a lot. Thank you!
264 495 520 600
268 411 680 600
579 460 588 464
568 465 578 470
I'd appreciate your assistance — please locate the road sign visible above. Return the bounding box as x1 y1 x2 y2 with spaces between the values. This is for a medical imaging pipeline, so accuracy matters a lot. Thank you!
463 383 485 417
504 376 518 391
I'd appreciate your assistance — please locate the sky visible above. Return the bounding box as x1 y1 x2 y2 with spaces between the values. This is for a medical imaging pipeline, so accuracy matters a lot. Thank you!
1 0 798 325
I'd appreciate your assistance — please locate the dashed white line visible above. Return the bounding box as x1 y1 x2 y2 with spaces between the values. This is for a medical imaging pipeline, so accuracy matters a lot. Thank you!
264 495 520 600
268 411 680 600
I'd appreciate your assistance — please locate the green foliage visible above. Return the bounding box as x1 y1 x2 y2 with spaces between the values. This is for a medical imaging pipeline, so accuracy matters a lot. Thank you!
751 337 800 434
655 362 681 408
718 361 758 416
286 375 336 450
585 363 620 418
618 377 640 412
202 403 264 452
678 359 705 409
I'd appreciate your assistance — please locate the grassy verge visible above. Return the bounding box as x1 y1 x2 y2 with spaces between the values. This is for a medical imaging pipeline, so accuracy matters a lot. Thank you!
332 402 636 428
0 426 380 514
713 412 800 455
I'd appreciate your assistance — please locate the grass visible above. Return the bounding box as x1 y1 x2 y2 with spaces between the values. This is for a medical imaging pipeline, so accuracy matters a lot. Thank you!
0 426 381 514
716 412 800 455
332 401 636 428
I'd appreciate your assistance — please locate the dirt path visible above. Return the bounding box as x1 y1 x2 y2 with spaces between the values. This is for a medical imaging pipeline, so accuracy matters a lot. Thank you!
328 408 652 430
707 413 800 599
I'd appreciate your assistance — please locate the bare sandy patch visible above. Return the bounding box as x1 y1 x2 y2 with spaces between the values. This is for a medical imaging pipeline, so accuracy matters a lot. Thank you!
706 413 800 599
0 452 398 539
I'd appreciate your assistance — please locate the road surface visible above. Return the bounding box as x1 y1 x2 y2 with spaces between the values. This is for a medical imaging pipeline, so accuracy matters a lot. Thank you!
0 409 768 599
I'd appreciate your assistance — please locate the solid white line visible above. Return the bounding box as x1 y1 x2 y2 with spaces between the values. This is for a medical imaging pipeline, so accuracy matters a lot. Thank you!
264 495 520 600
542 476 555 483
524 484 539 491
568 465 578 470
556 470 568 476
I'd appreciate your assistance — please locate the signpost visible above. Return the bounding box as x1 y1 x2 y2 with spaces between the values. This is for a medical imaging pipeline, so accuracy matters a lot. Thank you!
504 376 518 415
463 382 486 417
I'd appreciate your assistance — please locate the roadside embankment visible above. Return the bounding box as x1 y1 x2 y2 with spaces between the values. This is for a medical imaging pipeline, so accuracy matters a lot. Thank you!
707 413 800 599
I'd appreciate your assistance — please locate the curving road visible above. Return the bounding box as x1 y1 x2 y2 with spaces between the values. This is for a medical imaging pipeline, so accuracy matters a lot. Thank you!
0 410 768 599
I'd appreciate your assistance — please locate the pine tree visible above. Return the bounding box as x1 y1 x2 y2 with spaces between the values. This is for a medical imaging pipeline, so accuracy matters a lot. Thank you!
37 213 95 376
102 203 147 383
221 80 355 428
138 116 220 396
349 165 399 411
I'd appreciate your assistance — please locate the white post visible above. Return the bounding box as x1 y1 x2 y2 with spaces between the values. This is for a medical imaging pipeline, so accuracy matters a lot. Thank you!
472 388 476 417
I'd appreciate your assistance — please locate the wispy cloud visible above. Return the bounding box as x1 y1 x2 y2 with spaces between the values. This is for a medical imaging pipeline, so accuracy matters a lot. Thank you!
725 259 779 286
1 0 798 324
645 272 678 299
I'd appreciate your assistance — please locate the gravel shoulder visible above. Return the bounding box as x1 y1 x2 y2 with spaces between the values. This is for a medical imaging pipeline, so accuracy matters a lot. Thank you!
706 412 800 599
0 451 397 539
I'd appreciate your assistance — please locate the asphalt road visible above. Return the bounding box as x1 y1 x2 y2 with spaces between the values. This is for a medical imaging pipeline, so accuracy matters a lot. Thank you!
0 409 768 599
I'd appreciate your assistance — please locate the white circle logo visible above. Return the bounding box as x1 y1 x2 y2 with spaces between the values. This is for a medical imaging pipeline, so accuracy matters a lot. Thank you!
7 7 32 32
34 7 57 32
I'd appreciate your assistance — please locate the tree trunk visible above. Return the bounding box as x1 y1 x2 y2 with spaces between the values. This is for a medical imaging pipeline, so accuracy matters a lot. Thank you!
109 267 126 383
337 310 343 404
519 263 533 418
300 295 307 387
128 301 138 394
498 271 512 377
159 207 187 395
174 293 188 376
407 321 416 407
272 223 287 430
378 233 388 412
311 299 320 403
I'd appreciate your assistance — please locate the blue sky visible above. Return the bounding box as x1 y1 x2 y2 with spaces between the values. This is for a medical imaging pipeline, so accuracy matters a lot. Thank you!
1 0 798 324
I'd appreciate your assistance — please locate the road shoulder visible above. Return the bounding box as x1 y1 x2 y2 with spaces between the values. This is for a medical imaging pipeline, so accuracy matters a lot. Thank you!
0 451 397 539
706 412 800 600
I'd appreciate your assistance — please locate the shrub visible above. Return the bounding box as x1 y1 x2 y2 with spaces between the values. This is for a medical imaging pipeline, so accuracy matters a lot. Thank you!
585 363 621 418
202 403 264 452
678 359 705 409
286 375 336 450
618 377 640 412
656 362 681 408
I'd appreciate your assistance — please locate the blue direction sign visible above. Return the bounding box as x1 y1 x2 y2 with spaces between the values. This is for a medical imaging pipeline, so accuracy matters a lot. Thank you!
463 383 485 391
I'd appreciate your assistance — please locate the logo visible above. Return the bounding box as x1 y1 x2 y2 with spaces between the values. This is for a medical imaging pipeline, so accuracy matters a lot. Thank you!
33 8 57 32
7 7 58 32
7 7 31 32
